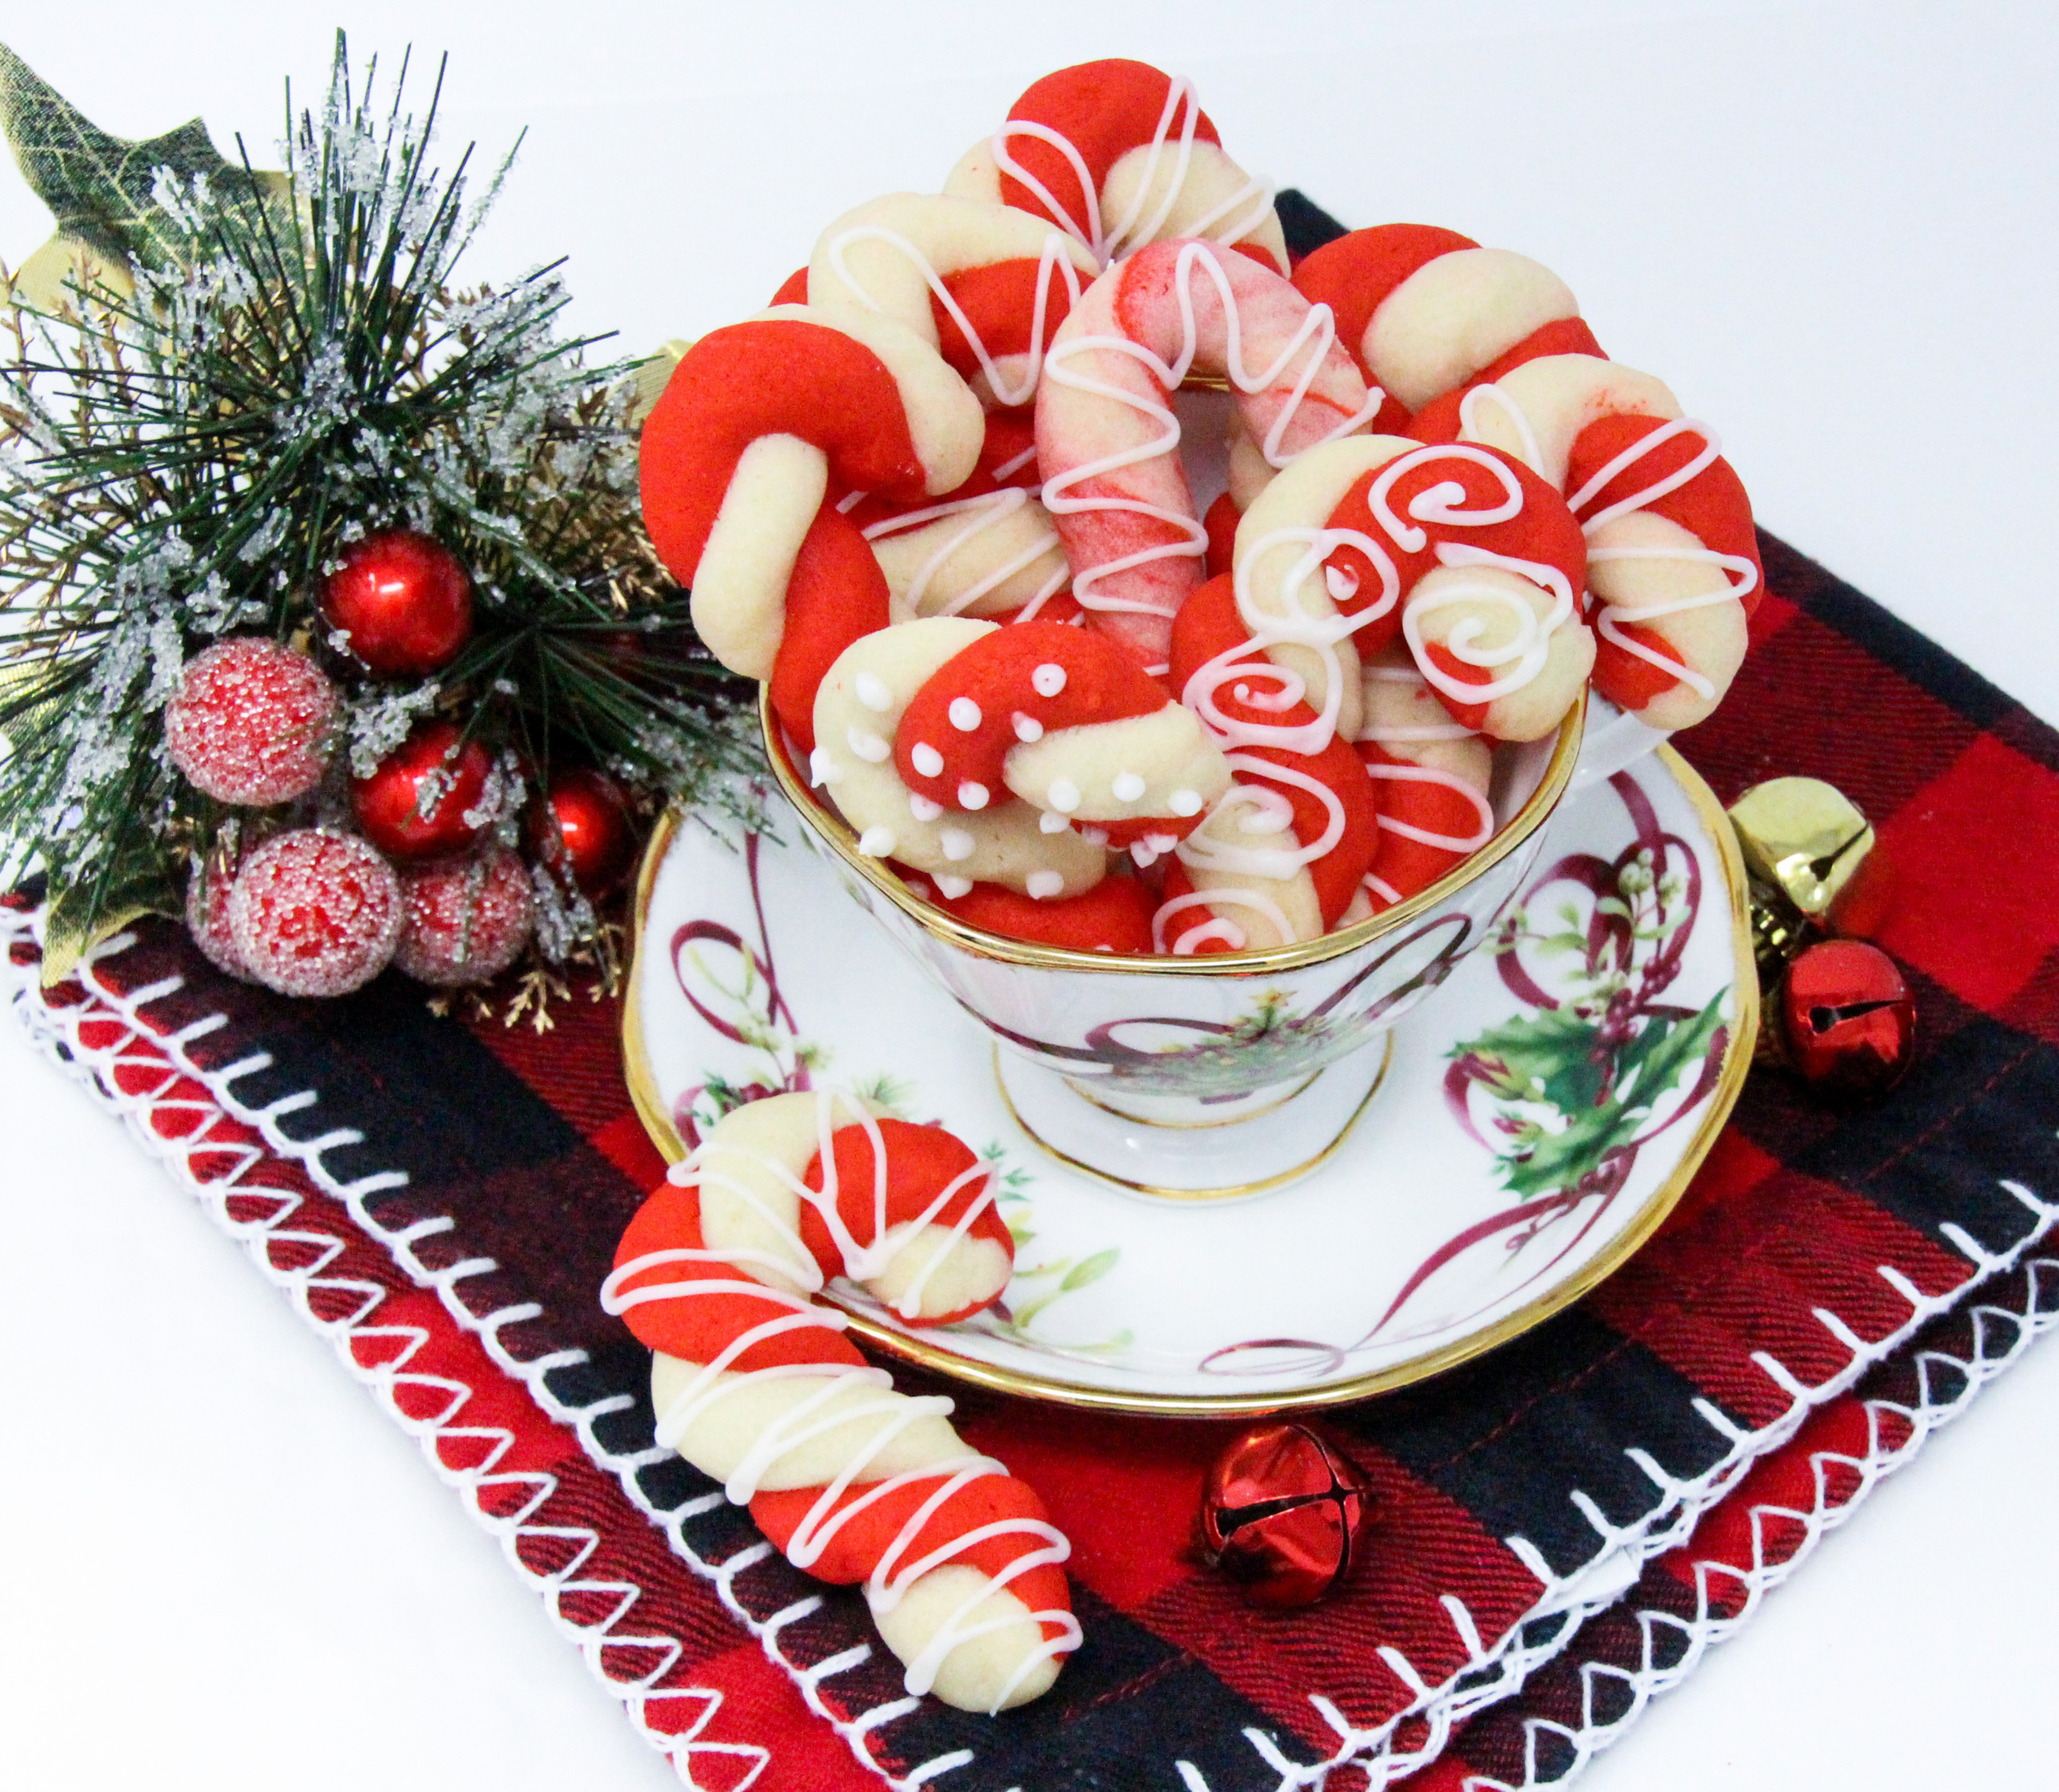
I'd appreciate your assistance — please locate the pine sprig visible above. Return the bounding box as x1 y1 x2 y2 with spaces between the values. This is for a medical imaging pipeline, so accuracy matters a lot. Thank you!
0 38 757 968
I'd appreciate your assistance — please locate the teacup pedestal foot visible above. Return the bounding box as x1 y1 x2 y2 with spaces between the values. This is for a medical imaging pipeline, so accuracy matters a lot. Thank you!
993 1036 1394 1203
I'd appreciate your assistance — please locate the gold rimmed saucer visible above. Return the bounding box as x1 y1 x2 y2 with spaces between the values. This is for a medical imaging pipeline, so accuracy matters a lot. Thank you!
621 746 1754 1417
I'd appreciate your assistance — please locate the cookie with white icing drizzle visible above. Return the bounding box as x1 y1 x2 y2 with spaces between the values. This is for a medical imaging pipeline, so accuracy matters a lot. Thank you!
1354 643 1496 910
946 59 1286 275
1564 412 1763 729
1037 236 1380 670
604 1091 1077 1712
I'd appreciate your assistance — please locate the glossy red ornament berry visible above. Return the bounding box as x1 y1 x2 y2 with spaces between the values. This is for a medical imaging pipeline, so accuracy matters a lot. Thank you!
395 849 536 986
1199 1422 1379 1608
530 767 637 897
165 639 339 805
351 721 495 862
1781 939 1917 1101
321 530 474 676
227 829 404 998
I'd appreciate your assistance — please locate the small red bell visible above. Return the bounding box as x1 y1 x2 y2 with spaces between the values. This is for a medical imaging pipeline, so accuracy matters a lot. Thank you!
1198 1422 1378 1608
1780 939 1917 1101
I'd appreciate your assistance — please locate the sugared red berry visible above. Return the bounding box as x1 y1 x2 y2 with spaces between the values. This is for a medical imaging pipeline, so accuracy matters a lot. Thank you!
165 639 339 806
394 850 535 986
183 853 255 981
227 829 403 997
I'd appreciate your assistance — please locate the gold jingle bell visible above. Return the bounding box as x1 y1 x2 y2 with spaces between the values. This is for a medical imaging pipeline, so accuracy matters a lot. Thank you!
1727 777 1882 988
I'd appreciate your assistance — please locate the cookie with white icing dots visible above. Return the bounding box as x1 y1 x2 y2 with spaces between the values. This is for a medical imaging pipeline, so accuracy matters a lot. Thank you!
634 51 1762 972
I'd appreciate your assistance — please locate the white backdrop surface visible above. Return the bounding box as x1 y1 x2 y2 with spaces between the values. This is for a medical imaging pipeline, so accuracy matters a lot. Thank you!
1 4 2055 1789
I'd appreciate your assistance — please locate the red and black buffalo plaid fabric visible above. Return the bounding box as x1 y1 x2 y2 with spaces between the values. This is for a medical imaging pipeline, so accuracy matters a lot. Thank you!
8 196 2059 1790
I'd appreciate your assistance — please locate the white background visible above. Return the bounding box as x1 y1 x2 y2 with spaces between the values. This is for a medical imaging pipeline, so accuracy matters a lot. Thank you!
2 3 2056 1788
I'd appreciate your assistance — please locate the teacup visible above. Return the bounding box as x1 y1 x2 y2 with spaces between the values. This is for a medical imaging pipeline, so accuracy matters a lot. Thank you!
762 686 1650 1200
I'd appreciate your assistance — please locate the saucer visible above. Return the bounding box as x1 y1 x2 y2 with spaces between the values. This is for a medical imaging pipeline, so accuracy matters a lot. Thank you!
623 745 1754 1416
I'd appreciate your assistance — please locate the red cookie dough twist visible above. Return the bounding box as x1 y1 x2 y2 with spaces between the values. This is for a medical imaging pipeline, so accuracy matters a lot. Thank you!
947 59 1287 275
637 309 984 750
893 621 1229 854
1564 413 1763 728
810 617 1108 899
602 1091 1078 1712
838 411 1073 624
1037 237 1381 672
906 868 1158 955
1453 356 1760 727
807 192 1099 410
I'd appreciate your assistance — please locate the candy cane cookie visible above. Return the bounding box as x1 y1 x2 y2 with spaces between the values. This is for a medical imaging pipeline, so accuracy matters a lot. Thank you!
1225 432 1593 741
1038 237 1382 671
806 191 1099 409
812 617 1106 897
604 1091 1077 1712
946 59 1287 276
1292 224 1602 421
638 307 984 749
1560 413 1762 728
894 620 1229 857
1167 572 1383 941
1354 644 1496 910
1456 357 1759 726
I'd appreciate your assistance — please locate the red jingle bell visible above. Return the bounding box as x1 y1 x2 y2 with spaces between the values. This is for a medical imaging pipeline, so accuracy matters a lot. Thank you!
351 721 495 862
1780 939 1917 1101
1199 1422 1379 1608
529 767 637 897
321 529 474 676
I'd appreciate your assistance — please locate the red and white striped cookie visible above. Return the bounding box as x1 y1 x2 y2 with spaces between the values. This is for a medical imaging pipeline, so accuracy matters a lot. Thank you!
812 619 1108 898
894 620 1229 854
1452 356 1760 727
1165 573 1383 950
1292 224 1602 421
806 191 1099 410
1353 643 1496 911
604 1091 1077 1712
849 411 1074 624
638 307 984 750
1037 237 1381 671
1564 413 1763 729
946 59 1287 275
1228 434 1594 742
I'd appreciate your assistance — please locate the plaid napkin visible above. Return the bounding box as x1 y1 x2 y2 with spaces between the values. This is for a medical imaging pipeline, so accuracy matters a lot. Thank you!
7 197 2059 1791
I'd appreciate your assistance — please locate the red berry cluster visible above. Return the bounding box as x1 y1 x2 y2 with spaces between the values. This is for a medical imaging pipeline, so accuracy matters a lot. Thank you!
162 529 640 998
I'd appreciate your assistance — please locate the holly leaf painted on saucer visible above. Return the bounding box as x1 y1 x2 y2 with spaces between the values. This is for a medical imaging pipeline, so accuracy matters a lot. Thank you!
1461 989 1728 1202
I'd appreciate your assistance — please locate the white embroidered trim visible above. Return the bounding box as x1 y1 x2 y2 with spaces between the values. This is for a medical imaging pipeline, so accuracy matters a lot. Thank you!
1170 1179 2059 1790
1455 1250 2059 1790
